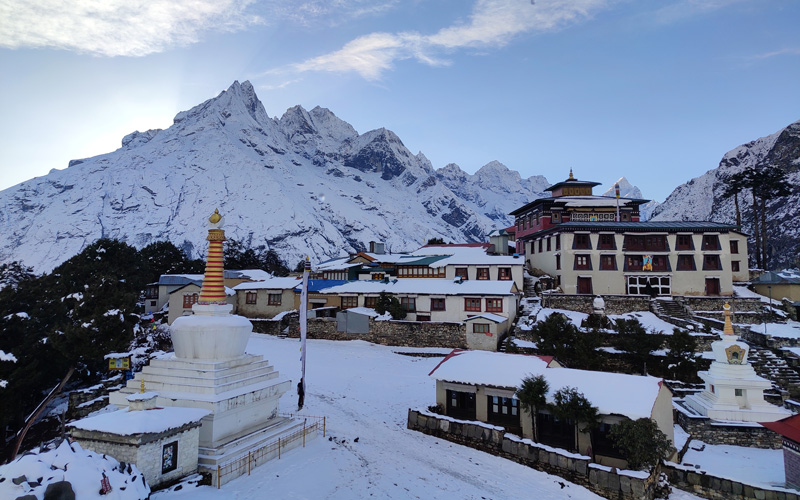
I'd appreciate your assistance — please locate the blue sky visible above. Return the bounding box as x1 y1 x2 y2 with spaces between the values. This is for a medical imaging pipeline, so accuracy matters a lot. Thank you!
0 0 798 201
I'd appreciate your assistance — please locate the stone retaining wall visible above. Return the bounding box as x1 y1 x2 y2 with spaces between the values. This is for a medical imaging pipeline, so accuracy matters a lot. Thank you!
662 463 799 500
284 317 467 348
542 294 651 315
675 408 782 449
407 409 659 500
676 297 764 315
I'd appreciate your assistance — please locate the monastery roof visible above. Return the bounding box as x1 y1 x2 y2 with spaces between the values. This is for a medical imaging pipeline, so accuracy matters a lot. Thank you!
429 350 664 420
313 278 518 296
156 269 271 285
509 195 645 216
70 407 210 436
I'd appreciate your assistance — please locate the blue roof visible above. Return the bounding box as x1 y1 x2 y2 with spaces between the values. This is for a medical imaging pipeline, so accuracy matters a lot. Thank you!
298 279 349 292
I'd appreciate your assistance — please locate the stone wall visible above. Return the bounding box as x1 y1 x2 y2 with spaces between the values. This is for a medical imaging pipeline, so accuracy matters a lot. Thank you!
407 409 659 500
662 463 799 500
674 408 783 449
676 297 764 316
285 317 468 348
541 294 651 315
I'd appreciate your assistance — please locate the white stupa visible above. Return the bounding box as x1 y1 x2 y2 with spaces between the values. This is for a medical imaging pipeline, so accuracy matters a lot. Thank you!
684 303 791 422
110 209 308 485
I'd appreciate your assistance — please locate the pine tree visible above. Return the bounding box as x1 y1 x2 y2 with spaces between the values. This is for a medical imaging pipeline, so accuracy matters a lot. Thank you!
613 318 663 375
516 375 549 442
552 387 599 455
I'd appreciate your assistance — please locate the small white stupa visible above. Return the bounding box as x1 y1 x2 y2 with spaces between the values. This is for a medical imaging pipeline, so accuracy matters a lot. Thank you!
110 209 308 485
684 303 791 422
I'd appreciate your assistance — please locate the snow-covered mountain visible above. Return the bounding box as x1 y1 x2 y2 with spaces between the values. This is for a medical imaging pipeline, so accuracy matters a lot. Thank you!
651 120 800 268
600 177 659 221
0 81 551 273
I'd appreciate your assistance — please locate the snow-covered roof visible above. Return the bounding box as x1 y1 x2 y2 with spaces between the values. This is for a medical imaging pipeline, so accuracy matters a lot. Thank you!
313 278 517 296
343 307 380 317
70 407 210 436
233 277 302 290
229 269 273 281
753 270 800 285
429 350 663 420
411 245 524 267
465 313 508 323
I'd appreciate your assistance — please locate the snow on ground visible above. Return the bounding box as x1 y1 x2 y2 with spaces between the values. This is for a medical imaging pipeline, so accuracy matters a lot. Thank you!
608 311 681 335
734 285 770 302
757 320 800 339
531 307 589 326
154 335 609 500
677 440 785 490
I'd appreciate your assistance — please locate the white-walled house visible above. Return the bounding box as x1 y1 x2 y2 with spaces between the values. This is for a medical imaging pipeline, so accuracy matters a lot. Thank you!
233 277 301 318
145 270 272 314
312 278 521 338
429 350 675 468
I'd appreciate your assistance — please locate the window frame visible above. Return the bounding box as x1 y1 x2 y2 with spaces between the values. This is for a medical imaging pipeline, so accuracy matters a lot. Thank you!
473 323 490 334
476 268 490 280
245 291 258 305
498 268 512 281
599 255 616 271
431 298 446 311
341 296 358 309
464 298 482 312
485 298 503 313
455 267 469 280
400 296 416 312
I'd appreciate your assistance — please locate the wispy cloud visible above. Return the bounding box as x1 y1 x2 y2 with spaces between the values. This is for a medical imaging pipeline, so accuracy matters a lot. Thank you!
0 0 262 56
267 0 610 81
650 0 747 25
749 47 800 61
0 0 396 57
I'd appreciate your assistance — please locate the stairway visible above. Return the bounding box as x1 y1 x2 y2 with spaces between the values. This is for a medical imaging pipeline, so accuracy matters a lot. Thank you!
746 344 800 403
653 299 693 321
523 274 538 298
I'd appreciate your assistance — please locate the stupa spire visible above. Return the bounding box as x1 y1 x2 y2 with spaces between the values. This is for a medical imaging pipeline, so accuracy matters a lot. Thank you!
723 302 735 336
199 208 228 305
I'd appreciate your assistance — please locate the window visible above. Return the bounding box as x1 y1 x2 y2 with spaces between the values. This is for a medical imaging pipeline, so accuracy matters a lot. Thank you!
146 286 159 299
486 298 503 313
162 441 178 474
455 268 468 280
536 411 575 451
574 255 591 270
730 240 739 254
651 255 669 272
182 293 198 308
552 212 561 223
574 234 591 249
465 298 481 312
371 273 384 280
538 240 543 253
598 234 615 250
246 292 258 305
626 255 643 271
498 268 512 280
473 323 490 334
364 296 377 308
677 255 696 270
702 234 720 251
600 255 616 270
341 296 358 309
555 254 561 270
703 254 722 270
624 235 667 251
555 235 561 251
477 268 489 280
592 422 624 459
627 276 671 296
735 388 744 397
546 238 552 251
487 396 520 433
446 390 476 420
267 293 281 306
731 260 740 272
676 234 693 250
400 297 416 312
431 298 446 311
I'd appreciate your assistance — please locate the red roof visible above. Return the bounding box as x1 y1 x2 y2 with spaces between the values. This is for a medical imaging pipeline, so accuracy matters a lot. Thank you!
761 413 800 443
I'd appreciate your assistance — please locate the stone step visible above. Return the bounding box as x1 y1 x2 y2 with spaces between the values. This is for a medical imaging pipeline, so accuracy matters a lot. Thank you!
123 369 281 396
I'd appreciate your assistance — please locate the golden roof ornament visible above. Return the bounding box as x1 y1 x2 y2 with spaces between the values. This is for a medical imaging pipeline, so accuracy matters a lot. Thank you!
209 208 222 224
568 168 575 180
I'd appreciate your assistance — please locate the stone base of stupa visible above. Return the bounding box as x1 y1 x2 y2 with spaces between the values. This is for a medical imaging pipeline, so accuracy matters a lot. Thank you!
683 374 791 423
109 352 311 485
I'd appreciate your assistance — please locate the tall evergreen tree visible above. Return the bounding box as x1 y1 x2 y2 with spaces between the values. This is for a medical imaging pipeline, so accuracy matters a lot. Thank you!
516 375 549 443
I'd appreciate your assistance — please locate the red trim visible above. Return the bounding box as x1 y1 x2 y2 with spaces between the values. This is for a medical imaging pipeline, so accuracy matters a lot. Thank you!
761 414 800 443
428 349 467 376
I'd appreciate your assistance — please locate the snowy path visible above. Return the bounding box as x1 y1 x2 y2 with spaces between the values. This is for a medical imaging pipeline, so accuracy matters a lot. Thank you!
154 336 605 500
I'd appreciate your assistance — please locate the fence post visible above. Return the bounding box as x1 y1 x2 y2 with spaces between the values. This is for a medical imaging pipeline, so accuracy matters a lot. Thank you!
323 416 326 437
248 451 251 475
278 437 281 459
217 465 221 489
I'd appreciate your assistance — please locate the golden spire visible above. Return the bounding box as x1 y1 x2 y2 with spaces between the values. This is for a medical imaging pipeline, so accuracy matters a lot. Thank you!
568 168 574 180
723 302 734 336
199 209 228 305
